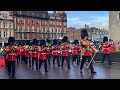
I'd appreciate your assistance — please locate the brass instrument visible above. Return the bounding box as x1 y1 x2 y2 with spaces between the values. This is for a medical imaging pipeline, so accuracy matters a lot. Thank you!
26 45 32 52
34 46 39 51
9 45 17 52
1 46 7 55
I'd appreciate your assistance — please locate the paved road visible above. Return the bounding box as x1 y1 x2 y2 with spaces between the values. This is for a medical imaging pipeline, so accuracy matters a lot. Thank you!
0 61 120 79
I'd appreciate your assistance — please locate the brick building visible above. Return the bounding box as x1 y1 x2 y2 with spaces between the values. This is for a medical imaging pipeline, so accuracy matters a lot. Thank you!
13 11 49 43
67 27 81 42
0 11 14 46
13 11 67 43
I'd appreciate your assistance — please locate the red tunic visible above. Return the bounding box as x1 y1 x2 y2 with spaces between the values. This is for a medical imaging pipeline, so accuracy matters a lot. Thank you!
16 46 22 55
38 47 47 60
44 46 51 55
81 39 95 56
26 49 31 58
72 45 80 55
21 46 26 55
102 43 110 54
5 46 17 61
110 44 116 52
61 43 70 56
51 45 59 56
31 45 38 59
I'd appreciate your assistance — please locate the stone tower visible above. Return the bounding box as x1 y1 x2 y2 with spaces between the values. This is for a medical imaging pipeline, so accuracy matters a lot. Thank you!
109 11 120 43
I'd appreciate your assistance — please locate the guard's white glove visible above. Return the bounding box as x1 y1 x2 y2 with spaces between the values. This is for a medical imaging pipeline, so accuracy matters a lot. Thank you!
69 50 72 52
95 49 99 53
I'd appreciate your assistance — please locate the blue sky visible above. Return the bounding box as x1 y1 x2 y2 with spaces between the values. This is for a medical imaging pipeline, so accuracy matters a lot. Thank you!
48 11 109 29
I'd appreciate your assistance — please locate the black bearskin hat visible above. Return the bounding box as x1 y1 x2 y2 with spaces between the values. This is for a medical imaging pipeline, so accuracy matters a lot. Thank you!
103 37 108 43
40 39 46 46
22 42 25 46
46 39 50 43
29 41 32 46
26 41 30 45
8 37 15 45
81 29 88 39
32 39 38 45
18 42 22 46
58 41 61 45
62 36 68 43
74 40 79 45
53 39 58 45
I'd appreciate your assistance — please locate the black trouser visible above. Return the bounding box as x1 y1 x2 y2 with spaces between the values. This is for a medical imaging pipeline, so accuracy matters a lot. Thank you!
102 54 112 64
7 61 16 77
22 55 25 62
61 56 70 68
80 56 94 72
53 56 60 66
73 55 80 64
39 60 47 71
16 55 20 64
47 54 51 64
28 57 31 67
5 60 8 69
32 58 38 69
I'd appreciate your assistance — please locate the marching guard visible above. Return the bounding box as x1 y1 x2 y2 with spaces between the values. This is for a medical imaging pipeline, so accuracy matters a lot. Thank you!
16 43 21 64
38 39 48 72
61 36 71 69
25 44 31 67
80 29 97 74
101 37 112 65
72 40 80 65
4 37 17 78
45 39 51 65
31 39 39 70
21 43 26 63
51 39 60 67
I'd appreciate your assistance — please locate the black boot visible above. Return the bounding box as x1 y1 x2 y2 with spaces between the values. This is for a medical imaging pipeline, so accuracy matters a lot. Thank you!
12 75 16 78
45 70 48 72
91 71 97 74
58 64 60 67
8 73 11 77
68 66 71 69
80 69 83 73
109 62 112 65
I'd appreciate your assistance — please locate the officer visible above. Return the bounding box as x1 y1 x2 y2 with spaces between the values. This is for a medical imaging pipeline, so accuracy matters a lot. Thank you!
51 39 60 67
5 37 17 78
101 37 112 65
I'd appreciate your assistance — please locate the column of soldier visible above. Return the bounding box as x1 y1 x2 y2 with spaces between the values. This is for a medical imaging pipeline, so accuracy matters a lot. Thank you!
1 29 115 79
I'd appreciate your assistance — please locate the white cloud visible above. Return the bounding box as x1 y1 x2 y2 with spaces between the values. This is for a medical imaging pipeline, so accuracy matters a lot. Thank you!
67 16 108 30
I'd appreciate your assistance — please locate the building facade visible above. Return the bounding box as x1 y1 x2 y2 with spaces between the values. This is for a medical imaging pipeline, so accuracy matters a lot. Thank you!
13 11 67 43
0 11 14 46
13 11 49 43
67 27 81 42
109 11 120 43
48 11 67 40
80 25 109 42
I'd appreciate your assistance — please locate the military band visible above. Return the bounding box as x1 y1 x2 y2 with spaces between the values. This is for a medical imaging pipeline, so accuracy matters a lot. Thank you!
1 30 117 78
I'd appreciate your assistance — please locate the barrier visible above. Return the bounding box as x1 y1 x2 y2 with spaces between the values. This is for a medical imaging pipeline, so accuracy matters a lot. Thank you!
93 51 120 62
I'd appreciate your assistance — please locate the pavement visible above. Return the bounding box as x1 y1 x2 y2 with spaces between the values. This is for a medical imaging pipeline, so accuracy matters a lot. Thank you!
0 61 120 79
